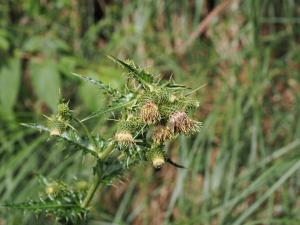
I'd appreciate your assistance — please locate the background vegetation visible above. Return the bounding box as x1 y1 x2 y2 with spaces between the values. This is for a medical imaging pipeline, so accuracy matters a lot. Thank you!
1 0 300 224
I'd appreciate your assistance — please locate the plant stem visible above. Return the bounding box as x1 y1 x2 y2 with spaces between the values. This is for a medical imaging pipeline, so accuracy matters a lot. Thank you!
82 176 101 208
81 143 115 208
98 142 114 159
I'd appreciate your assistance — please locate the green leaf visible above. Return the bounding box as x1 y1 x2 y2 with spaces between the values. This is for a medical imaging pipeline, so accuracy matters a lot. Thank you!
30 59 61 111
107 55 154 88
0 58 21 116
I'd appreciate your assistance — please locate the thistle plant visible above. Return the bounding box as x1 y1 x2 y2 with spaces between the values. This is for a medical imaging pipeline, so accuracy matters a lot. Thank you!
8 56 202 224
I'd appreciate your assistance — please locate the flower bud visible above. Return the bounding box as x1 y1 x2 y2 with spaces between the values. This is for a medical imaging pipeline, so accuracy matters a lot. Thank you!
152 125 173 144
140 101 160 125
155 89 170 104
57 101 72 122
146 147 165 169
119 117 144 133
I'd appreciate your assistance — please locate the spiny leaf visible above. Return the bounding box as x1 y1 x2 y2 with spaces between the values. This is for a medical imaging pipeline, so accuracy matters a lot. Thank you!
3 202 81 210
107 55 154 88
3 178 88 223
4 201 87 223
80 100 134 122
21 123 98 157
72 72 121 98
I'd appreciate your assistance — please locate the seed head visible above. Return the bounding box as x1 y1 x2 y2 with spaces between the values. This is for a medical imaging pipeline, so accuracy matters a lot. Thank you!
115 131 135 147
140 101 161 125
152 125 173 144
167 111 198 134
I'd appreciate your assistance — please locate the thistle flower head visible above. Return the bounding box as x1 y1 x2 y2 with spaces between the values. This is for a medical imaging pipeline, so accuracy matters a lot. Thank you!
146 147 165 169
152 156 165 169
114 131 135 147
152 125 173 144
167 111 198 134
140 101 160 125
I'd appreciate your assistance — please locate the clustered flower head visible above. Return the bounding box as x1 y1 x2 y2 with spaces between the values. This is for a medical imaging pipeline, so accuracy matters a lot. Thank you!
47 58 202 170
113 80 202 168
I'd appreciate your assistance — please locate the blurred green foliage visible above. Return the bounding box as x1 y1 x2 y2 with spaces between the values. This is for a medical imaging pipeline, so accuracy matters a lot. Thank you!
1 0 300 225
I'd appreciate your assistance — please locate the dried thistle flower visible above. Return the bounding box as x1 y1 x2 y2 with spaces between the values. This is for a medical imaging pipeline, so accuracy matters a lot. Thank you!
140 101 160 125
114 131 135 147
167 111 198 134
152 125 173 144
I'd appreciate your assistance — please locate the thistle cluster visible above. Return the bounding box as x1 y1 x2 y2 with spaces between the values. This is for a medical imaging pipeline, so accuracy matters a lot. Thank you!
17 57 203 224
114 83 201 169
